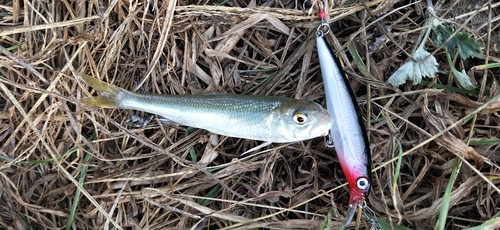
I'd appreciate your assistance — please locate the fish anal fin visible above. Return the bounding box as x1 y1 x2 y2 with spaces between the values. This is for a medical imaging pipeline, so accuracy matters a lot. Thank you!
158 117 181 125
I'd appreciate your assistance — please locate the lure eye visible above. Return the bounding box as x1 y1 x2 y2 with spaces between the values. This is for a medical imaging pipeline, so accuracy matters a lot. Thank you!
293 112 308 125
356 177 370 191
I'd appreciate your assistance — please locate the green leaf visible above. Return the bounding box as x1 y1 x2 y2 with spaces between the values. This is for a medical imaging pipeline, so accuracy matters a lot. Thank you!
388 47 439 86
321 209 333 230
347 42 375 80
463 217 500 230
451 67 476 90
432 24 483 60
433 24 454 51
0 43 23 54
469 138 500 145
472 62 500 70
392 139 403 191
197 184 221 206
377 218 413 230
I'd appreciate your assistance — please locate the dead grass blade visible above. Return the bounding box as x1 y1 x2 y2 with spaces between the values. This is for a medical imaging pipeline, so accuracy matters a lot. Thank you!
0 81 123 229
209 32 245 63
0 172 67 217
134 0 177 91
402 174 490 220
0 45 49 84
438 92 500 113
210 13 290 42
174 1 384 25
0 16 99 37
422 94 483 168
143 188 250 222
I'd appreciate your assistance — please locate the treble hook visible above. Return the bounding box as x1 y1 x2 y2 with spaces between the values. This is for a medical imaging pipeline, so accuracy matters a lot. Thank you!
302 0 327 22
314 0 330 38
324 133 334 147
361 201 382 230
316 0 326 22
302 0 308 13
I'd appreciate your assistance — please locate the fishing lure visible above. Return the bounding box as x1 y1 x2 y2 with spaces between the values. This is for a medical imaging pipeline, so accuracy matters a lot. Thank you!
77 72 334 153
312 2 375 225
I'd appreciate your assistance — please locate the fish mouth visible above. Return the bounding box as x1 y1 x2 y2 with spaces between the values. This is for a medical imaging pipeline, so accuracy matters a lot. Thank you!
310 111 334 137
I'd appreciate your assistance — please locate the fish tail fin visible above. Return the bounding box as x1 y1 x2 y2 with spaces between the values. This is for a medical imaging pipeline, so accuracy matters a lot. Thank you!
78 72 123 108
80 95 118 108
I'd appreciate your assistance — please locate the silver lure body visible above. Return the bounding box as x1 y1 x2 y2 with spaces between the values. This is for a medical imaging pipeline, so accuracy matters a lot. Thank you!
316 35 372 225
316 36 371 177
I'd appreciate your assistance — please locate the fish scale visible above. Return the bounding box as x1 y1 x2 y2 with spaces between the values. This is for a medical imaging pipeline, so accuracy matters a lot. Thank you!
120 93 280 137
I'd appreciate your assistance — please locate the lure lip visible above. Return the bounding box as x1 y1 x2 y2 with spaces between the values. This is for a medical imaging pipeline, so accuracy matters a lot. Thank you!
343 201 359 226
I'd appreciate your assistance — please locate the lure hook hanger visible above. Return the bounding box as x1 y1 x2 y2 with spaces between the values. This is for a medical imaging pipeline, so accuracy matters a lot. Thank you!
315 22 330 38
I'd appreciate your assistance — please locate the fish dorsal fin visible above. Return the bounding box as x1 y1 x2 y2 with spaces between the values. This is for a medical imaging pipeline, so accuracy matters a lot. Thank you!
192 90 225 96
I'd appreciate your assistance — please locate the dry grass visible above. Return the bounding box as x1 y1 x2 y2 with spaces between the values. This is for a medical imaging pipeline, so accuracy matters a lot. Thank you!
0 0 499 229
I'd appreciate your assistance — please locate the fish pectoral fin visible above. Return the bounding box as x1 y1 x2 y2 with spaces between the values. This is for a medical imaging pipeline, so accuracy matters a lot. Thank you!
241 141 272 156
125 114 154 128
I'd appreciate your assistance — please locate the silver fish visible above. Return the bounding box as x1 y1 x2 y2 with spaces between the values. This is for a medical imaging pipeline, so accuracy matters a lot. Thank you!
78 72 333 151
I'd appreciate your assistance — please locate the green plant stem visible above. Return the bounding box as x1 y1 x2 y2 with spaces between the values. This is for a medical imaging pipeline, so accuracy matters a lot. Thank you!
434 158 461 230
66 151 93 230
418 15 434 51
392 139 403 190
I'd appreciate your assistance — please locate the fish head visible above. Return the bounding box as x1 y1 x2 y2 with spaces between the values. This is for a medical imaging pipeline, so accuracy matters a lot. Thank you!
272 100 333 141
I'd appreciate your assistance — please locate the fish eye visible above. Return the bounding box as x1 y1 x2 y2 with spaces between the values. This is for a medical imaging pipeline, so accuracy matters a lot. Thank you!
356 177 370 191
293 112 308 125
